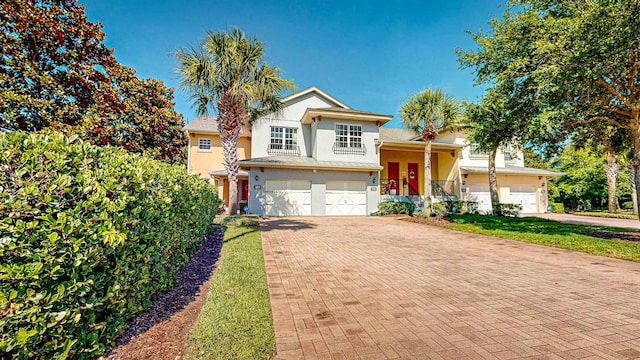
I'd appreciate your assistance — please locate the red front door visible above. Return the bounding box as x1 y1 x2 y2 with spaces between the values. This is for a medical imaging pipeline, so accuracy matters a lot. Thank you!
388 162 399 195
240 180 249 201
408 163 419 195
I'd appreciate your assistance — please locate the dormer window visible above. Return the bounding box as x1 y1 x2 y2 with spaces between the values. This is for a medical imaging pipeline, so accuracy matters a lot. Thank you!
334 124 366 155
268 126 299 156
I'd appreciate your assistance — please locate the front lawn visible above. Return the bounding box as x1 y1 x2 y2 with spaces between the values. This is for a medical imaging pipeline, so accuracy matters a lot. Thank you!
186 215 275 359
448 214 640 262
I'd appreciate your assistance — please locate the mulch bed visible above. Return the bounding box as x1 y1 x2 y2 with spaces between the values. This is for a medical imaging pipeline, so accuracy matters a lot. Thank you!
107 228 224 360
399 215 453 227
579 230 640 242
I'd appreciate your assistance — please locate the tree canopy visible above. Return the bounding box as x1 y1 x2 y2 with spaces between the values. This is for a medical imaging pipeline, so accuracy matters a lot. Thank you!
458 0 640 219
1 0 186 164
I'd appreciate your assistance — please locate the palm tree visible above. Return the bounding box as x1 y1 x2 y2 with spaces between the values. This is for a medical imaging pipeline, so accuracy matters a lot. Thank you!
176 27 294 214
400 89 461 215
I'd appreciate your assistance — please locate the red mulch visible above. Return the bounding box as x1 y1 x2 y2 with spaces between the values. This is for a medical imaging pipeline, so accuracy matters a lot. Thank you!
579 230 640 242
399 215 454 227
107 228 223 360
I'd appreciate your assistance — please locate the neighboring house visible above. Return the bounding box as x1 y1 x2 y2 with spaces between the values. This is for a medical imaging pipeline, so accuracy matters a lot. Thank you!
184 86 561 215
182 116 252 207
378 129 563 214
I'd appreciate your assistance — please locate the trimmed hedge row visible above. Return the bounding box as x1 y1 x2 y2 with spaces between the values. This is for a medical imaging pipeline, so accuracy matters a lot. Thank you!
377 201 416 216
0 131 219 358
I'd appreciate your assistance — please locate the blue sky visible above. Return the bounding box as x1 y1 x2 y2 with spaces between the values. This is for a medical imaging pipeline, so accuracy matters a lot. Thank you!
81 0 505 128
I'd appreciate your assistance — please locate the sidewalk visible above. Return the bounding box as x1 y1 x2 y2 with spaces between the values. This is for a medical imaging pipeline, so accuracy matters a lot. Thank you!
529 213 639 230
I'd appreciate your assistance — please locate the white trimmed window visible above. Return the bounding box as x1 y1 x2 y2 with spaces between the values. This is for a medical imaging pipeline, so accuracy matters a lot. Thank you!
335 124 362 148
270 127 297 150
469 143 488 158
198 138 212 151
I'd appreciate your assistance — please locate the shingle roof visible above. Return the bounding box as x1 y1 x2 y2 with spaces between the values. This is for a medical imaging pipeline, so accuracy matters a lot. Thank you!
182 116 251 136
239 156 382 171
379 128 420 141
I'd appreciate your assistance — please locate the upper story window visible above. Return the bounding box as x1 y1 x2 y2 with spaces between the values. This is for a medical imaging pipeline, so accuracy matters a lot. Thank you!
268 126 299 156
334 124 366 155
503 144 515 162
198 138 212 151
469 144 489 159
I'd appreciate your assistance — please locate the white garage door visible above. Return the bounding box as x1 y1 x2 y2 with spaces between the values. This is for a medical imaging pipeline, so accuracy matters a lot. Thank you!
468 186 492 214
326 181 367 216
265 180 311 216
511 186 537 213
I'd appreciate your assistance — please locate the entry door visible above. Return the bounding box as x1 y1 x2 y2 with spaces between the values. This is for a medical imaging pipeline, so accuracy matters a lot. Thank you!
408 163 419 195
240 180 249 201
388 162 399 195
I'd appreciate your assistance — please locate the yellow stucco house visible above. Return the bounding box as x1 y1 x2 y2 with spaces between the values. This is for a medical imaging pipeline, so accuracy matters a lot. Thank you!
183 87 561 214
183 116 252 206
378 128 562 213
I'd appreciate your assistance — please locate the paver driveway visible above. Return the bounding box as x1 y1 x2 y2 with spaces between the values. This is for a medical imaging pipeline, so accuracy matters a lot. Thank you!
260 217 640 360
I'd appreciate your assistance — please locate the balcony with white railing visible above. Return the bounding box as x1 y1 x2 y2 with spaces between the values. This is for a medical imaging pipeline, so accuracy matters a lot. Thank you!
267 144 301 157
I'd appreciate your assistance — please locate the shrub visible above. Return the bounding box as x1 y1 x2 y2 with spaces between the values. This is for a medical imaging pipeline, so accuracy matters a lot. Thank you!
438 200 479 215
0 131 219 359
622 201 634 210
549 202 565 213
492 203 522 217
377 201 415 216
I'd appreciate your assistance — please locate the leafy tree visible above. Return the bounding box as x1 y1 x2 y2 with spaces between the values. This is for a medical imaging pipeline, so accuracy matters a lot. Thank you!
553 146 607 211
465 92 514 216
82 64 187 164
0 0 186 164
176 27 294 214
399 88 461 215
0 0 115 131
458 0 640 220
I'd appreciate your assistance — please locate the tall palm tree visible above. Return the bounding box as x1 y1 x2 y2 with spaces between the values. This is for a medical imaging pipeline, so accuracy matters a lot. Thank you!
177 27 294 214
400 89 461 215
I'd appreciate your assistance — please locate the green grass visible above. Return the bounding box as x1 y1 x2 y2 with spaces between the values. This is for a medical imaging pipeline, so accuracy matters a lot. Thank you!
571 211 638 220
186 215 275 360
447 214 640 262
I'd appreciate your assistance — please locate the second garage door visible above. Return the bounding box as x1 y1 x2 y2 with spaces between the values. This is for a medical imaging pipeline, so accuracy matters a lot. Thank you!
265 180 311 216
468 185 492 214
326 181 367 216
511 186 538 213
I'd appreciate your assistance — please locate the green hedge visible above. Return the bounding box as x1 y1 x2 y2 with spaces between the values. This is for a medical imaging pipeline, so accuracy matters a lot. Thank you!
492 203 522 217
377 201 415 216
0 131 219 358
549 202 565 213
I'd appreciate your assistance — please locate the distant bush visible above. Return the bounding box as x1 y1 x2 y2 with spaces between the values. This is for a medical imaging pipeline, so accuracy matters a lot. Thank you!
437 200 479 215
492 203 522 217
0 131 219 359
549 202 565 213
622 201 634 210
377 201 415 216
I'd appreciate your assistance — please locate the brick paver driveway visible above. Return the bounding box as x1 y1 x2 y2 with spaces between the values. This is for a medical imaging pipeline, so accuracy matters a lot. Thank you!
260 217 640 360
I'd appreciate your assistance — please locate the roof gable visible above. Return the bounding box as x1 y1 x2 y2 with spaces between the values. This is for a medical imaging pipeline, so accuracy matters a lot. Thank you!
282 86 350 109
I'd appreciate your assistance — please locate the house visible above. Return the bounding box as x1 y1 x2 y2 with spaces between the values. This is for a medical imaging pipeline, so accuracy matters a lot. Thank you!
183 86 561 215
182 116 252 206
378 129 563 213
240 87 392 216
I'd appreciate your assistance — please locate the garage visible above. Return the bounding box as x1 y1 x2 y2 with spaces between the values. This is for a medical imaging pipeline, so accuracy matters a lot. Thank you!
326 181 367 215
265 180 311 216
510 186 538 213
468 185 492 214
